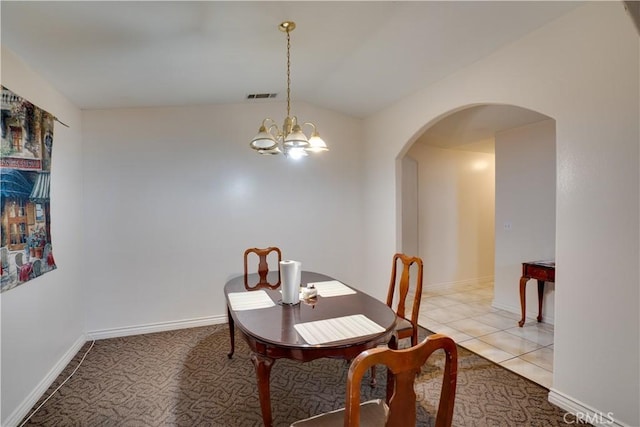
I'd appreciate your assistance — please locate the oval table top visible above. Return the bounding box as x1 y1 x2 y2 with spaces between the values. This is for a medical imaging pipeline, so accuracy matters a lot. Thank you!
224 270 397 355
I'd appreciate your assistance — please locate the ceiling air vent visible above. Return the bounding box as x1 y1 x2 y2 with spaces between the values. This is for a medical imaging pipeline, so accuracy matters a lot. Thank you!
246 93 278 100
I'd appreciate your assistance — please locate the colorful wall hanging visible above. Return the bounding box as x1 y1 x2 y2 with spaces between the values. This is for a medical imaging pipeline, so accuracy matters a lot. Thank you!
0 86 57 292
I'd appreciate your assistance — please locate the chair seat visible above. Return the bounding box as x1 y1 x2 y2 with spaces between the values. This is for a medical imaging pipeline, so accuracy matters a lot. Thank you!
395 317 412 333
290 399 388 427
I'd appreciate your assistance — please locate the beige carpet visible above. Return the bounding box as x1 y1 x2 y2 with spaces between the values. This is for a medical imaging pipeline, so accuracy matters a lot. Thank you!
20 324 577 426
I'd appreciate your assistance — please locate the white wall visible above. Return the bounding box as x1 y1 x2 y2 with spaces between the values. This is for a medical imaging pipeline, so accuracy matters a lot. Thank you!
400 156 418 256
362 3 639 426
1 46 85 425
494 119 556 322
407 144 495 288
81 103 364 334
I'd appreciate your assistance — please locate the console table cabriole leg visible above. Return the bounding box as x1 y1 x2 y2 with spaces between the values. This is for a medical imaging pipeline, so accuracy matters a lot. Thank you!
251 353 275 427
227 306 235 358
518 277 528 327
537 280 545 323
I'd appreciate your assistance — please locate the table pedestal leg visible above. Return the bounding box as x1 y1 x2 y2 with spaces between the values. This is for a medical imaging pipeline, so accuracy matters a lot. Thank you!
537 280 545 323
518 277 528 327
251 353 274 427
227 306 235 359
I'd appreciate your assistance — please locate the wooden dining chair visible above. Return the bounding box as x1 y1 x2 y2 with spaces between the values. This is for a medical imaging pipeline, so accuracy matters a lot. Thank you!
243 246 282 290
228 246 282 358
370 253 424 386
290 333 458 427
387 253 424 348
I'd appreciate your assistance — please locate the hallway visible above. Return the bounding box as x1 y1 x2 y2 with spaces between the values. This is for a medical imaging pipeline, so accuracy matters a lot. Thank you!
419 281 554 388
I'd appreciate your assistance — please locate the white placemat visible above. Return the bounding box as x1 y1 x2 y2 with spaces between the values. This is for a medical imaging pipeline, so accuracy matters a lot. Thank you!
228 291 276 311
307 280 356 297
294 314 385 345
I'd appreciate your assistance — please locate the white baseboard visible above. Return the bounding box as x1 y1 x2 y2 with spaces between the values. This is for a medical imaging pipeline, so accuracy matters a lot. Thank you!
548 388 627 427
4 334 86 427
87 314 227 340
491 300 555 325
423 275 495 293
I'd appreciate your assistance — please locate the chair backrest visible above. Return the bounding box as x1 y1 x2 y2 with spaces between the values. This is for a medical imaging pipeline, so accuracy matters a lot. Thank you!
345 334 457 427
243 247 282 290
386 253 424 342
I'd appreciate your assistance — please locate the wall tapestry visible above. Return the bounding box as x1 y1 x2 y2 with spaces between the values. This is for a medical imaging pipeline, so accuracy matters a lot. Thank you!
0 86 56 293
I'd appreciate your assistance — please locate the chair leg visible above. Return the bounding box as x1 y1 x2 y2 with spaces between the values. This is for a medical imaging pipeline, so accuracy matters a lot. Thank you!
369 365 377 387
385 334 399 402
227 306 235 359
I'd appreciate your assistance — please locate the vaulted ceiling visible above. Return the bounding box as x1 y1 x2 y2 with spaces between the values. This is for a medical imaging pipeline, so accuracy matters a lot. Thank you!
2 1 580 119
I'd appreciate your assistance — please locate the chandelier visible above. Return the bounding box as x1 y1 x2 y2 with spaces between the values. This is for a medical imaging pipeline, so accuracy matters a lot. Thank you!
249 21 328 159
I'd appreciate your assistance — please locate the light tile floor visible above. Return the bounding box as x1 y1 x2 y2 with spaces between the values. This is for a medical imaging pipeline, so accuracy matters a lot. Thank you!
418 281 554 389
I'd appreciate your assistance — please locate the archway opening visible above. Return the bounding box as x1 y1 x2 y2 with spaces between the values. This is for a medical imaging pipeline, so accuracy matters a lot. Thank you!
399 103 556 387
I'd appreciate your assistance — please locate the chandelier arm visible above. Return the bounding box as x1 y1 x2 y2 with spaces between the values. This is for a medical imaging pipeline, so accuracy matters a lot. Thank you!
260 118 282 139
301 122 318 133
261 118 276 128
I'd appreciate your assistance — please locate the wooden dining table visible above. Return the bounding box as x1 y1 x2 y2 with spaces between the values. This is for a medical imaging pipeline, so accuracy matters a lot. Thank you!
224 271 397 427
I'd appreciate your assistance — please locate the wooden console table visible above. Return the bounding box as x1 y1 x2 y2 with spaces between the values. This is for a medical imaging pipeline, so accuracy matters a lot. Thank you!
519 260 555 327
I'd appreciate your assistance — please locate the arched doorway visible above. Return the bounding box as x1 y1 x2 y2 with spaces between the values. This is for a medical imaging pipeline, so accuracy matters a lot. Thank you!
399 103 556 387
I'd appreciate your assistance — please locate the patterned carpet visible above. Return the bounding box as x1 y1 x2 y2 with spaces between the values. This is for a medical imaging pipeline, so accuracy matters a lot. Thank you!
20 324 577 426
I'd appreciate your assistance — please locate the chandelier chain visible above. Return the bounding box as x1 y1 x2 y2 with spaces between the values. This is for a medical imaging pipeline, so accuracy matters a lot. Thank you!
286 28 291 118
